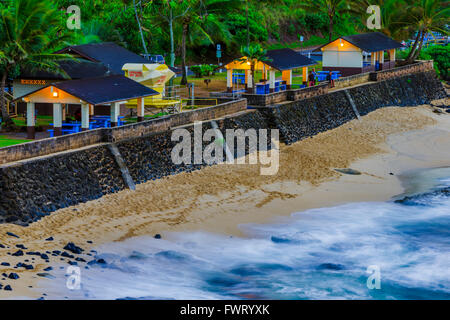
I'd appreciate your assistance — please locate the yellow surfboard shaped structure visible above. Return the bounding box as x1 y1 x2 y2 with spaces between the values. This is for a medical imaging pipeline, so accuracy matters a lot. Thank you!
122 63 182 113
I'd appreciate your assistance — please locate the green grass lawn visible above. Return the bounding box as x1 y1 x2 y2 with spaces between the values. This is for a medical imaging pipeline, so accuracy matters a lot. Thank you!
173 60 323 92
0 135 32 148
12 115 53 127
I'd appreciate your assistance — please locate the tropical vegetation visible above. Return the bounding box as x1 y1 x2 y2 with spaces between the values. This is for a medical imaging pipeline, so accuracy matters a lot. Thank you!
0 0 448 128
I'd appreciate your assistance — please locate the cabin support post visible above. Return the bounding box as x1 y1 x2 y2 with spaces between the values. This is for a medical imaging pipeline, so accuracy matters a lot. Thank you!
302 67 308 86
53 103 63 137
26 102 35 140
269 69 276 93
81 103 90 131
226 69 233 93
110 102 120 127
137 97 145 122
282 70 292 90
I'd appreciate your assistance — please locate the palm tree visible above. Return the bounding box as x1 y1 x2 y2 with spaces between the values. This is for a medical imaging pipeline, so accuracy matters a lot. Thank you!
300 0 349 42
239 44 272 94
178 0 241 85
405 0 449 63
0 0 75 129
349 0 411 39
121 0 150 55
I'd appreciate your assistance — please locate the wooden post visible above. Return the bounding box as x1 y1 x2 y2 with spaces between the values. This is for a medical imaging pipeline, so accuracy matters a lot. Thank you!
53 103 63 136
26 102 35 139
269 69 276 93
137 97 145 122
282 70 292 90
81 103 90 131
226 69 233 93
62 104 67 122
247 71 253 93
302 67 308 86
244 70 249 90
110 102 120 127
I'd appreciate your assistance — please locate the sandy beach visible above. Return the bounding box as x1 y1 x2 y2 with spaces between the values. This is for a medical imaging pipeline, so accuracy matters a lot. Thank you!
0 102 449 299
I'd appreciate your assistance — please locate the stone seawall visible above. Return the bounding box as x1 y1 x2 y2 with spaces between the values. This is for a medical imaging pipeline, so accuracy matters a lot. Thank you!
0 99 247 165
0 145 125 225
254 71 445 145
0 71 446 225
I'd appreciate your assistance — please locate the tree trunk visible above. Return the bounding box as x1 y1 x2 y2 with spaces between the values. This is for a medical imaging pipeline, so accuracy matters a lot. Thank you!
180 23 189 86
246 0 250 48
251 64 256 94
134 0 148 55
411 30 426 62
0 70 14 130
406 30 421 63
328 15 334 42
169 8 175 68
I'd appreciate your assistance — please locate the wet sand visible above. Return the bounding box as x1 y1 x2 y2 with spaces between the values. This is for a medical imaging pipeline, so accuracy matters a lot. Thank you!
0 103 449 299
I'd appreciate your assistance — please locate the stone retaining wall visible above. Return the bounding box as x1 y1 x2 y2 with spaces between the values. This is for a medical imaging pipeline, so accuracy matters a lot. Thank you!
371 60 434 82
0 99 247 165
334 72 371 90
0 71 446 225
254 71 445 145
243 84 329 107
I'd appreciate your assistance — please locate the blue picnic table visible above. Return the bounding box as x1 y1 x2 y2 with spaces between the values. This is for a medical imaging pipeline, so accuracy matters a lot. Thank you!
47 116 125 137
233 73 245 85
315 71 341 82
91 116 125 128
255 80 286 94
48 122 83 137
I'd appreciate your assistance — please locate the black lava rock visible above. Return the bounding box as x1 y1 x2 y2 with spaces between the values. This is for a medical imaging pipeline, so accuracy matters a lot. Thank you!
154 234 162 239
43 267 53 271
16 244 27 250
63 243 84 254
45 237 54 241
11 250 24 257
4 285 12 291
1 262 10 266
61 252 74 259
8 273 20 279
6 232 19 238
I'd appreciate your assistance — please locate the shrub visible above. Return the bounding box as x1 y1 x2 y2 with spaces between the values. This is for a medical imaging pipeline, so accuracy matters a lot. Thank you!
397 45 449 80
191 64 218 78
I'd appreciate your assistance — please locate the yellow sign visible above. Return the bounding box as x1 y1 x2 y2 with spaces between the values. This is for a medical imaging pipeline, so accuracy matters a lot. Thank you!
21 79 47 85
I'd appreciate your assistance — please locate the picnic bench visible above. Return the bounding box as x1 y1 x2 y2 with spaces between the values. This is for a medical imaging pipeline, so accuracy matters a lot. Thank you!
47 116 125 137
232 73 245 85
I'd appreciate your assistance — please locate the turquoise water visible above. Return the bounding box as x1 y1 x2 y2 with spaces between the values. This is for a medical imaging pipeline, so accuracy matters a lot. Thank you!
44 169 450 300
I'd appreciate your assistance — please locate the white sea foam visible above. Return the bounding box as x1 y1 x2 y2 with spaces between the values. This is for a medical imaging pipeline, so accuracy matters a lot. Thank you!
39 177 450 300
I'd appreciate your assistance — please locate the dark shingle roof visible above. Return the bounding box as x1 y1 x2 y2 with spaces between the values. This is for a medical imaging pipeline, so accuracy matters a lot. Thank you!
316 32 403 52
19 59 111 80
264 48 317 70
15 75 159 105
55 42 149 75
224 48 317 71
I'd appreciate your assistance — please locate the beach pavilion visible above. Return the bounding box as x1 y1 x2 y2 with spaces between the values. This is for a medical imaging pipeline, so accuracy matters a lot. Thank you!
14 75 158 139
224 48 317 93
317 32 403 76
